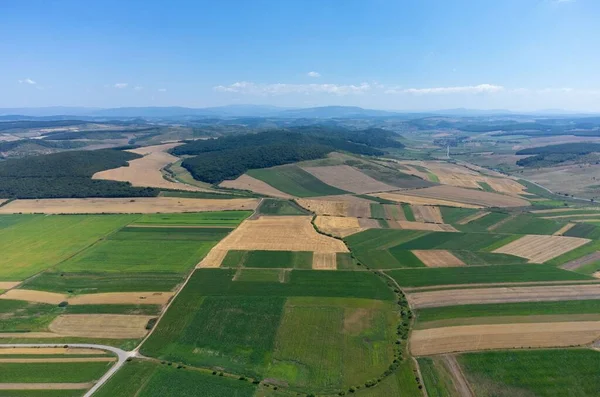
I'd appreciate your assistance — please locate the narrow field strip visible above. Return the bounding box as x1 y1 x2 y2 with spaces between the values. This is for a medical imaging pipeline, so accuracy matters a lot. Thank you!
410 321 600 356
456 211 490 225
1 290 174 305
0 282 20 289
0 348 106 355
553 222 576 236
561 251 600 270
412 250 465 268
312 252 337 270
411 205 444 224
374 192 482 209
0 357 115 363
493 235 591 263
394 221 457 232
220 174 293 198
0 382 94 390
302 165 397 194
407 284 600 309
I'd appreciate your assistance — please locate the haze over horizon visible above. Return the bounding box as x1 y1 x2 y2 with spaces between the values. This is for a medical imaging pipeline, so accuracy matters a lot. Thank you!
2 0 599 112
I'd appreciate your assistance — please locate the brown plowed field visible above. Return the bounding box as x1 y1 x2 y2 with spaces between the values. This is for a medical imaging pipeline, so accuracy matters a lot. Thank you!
411 205 443 223
394 221 457 232
0 289 66 305
0 197 259 214
412 250 465 267
401 185 529 208
0 282 19 290
314 216 364 238
561 252 600 270
410 321 600 356
93 143 202 191
493 235 590 263
553 223 576 236
69 292 173 305
197 216 348 268
456 211 490 225
0 348 105 355
302 165 397 194
49 314 153 339
0 383 94 390
407 284 600 309
374 192 482 209
219 174 293 198
312 252 337 270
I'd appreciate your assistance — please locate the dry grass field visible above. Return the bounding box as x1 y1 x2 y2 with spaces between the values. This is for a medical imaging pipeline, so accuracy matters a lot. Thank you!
375 192 482 209
0 197 259 214
302 165 397 194
314 216 365 237
0 289 173 305
406 284 600 309
412 205 444 223
410 321 600 356
457 211 490 225
296 195 372 217
197 216 348 267
93 143 203 191
493 235 590 263
401 185 530 208
0 282 20 289
312 252 337 270
0 289 66 304
383 204 407 221
0 357 115 363
219 174 293 198
412 250 465 267
49 314 153 338
553 223 576 236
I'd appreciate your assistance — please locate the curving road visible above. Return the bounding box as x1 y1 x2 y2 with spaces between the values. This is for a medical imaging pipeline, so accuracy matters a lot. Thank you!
0 343 134 397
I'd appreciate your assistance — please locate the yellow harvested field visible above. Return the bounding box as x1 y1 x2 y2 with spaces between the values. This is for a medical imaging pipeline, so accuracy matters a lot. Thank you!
302 165 397 194
296 199 348 217
493 235 590 263
312 252 337 270
0 289 66 305
407 284 600 309
0 383 94 390
411 205 443 223
457 211 490 225
0 197 259 214
93 143 202 191
412 250 465 268
68 292 173 305
383 204 406 221
219 174 293 199
553 223 576 236
0 347 106 355
314 216 364 238
374 192 481 209
0 357 115 363
0 282 19 290
411 321 600 356
198 216 348 268
0 332 60 339
358 218 381 229
401 185 529 208
394 221 457 232
49 314 153 339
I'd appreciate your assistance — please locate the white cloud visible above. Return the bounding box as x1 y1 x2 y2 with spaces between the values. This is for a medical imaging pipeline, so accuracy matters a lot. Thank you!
157 88 167 92
214 81 370 95
114 83 128 89
386 84 504 95
307 71 321 78
134 86 143 91
18 78 36 85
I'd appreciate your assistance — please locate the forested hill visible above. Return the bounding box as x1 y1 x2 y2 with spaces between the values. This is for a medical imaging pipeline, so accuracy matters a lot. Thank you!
516 142 600 168
175 128 402 184
0 149 159 199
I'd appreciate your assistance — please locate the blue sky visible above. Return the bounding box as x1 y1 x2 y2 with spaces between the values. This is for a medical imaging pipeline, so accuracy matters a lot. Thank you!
1 0 599 111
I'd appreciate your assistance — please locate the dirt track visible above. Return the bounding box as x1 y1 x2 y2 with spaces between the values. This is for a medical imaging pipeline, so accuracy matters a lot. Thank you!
441 355 474 397
411 321 600 356
493 234 590 263
561 251 600 270
407 284 600 308
219 174 293 198
0 197 259 214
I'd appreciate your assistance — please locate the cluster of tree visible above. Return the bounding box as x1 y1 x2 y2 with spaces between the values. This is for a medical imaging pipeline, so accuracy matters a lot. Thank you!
176 127 399 184
0 149 159 198
0 139 87 153
516 143 600 168
516 143 600 155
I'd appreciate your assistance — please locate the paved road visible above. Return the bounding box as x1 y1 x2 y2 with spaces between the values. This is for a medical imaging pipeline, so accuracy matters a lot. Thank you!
0 343 133 397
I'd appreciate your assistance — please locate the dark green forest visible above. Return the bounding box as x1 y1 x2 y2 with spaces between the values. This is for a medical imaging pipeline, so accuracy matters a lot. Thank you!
516 143 600 168
0 149 159 199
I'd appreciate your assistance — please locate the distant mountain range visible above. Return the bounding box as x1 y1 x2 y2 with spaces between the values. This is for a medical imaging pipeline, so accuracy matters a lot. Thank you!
0 105 596 120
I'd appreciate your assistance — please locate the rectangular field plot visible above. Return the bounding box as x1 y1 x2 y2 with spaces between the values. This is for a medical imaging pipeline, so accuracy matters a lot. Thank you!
248 165 349 197
234 269 284 283
0 299 59 333
95 359 256 397
256 199 310 215
458 349 600 397
0 214 137 280
0 361 113 383
222 250 313 269
493 235 591 263
132 210 251 226
490 214 566 235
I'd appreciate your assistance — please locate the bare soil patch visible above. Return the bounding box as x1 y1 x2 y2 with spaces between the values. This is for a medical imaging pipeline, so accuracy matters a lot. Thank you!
493 235 591 263
407 284 600 309
220 174 293 198
0 332 60 339
412 205 443 223
302 165 397 194
0 383 94 390
0 289 66 305
49 314 153 339
197 248 229 268
410 321 600 356
358 218 381 229
0 357 115 363
93 143 203 191
401 185 529 208
0 197 259 214
457 211 490 225
394 221 457 232
0 282 20 290
69 292 173 305
314 216 364 238
413 250 465 267
0 347 105 355
312 252 337 270
561 251 600 270
553 223 576 236
374 192 482 209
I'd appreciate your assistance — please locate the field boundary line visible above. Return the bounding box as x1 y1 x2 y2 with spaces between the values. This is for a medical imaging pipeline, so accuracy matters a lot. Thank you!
442 354 475 397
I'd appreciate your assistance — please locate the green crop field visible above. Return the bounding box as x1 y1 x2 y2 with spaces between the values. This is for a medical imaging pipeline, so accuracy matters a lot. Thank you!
0 214 137 280
222 250 313 269
235 269 283 282
491 214 565 235
132 211 251 226
456 212 509 232
402 203 415 221
336 252 361 270
0 361 113 383
257 199 309 215
564 223 600 239
0 299 59 332
396 232 512 251
0 214 40 229
370 203 386 219
247 165 349 197
439 207 479 225
452 250 528 266
458 349 600 397
96 359 256 397
386 264 591 287
21 272 183 293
